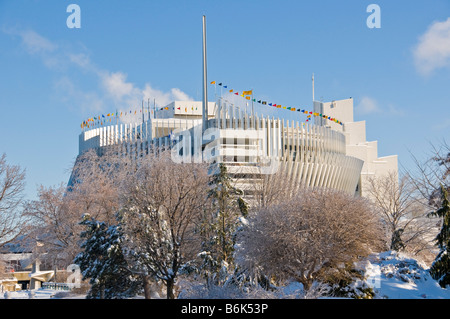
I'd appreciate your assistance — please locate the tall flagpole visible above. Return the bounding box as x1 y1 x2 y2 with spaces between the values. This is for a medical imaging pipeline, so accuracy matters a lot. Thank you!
202 15 208 134
251 89 254 118
312 73 315 103
141 100 144 124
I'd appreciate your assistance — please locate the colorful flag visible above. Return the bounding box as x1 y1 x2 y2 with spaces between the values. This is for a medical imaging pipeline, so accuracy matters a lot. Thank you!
210 81 216 84
242 90 253 95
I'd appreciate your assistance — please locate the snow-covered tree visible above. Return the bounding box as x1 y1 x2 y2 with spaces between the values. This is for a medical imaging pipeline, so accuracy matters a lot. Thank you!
409 141 449 208
74 215 140 299
119 151 210 299
24 148 129 269
197 163 248 285
240 187 384 292
23 184 80 268
0 153 27 249
365 171 431 253
429 185 450 288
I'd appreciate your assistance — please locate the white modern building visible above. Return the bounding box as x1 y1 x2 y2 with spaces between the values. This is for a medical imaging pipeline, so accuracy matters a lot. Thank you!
313 98 398 197
76 96 397 199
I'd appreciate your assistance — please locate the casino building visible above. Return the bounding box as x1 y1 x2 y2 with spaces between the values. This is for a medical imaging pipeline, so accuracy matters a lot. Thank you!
76 96 397 198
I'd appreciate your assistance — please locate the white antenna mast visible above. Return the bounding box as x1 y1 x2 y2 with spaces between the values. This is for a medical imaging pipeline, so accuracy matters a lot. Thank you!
202 15 208 134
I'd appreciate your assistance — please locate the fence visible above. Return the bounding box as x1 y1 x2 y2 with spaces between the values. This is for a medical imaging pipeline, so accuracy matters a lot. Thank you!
42 282 74 291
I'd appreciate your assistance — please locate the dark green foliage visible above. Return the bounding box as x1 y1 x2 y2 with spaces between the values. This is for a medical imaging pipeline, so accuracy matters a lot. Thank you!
198 163 248 284
429 185 450 288
430 251 450 288
74 215 141 298
319 265 375 299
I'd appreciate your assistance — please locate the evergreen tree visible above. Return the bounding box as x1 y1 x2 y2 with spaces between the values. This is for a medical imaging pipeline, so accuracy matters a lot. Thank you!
199 163 248 285
74 214 141 298
429 185 450 288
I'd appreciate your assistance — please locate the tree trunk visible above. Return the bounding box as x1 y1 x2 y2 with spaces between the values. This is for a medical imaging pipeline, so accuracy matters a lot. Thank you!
143 275 152 299
99 282 105 299
301 279 312 292
166 278 175 299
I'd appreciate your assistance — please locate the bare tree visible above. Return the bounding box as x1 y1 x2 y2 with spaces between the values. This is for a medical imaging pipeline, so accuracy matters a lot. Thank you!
247 161 303 210
24 147 128 269
119 150 210 299
239 187 384 292
68 147 128 225
365 171 434 255
0 153 27 249
405 140 450 264
23 184 81 268
409 140 449 208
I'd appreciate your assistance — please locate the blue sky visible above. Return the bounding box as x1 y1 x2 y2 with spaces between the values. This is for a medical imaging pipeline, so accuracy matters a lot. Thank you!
1 0 449 200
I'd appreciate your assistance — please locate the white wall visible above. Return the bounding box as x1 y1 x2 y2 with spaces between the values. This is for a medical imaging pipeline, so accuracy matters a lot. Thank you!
314 98 398 197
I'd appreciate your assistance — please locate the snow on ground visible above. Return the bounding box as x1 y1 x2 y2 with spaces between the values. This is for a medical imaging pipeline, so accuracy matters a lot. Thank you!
0 289 86 299
359 250 450 299
1 251 449 299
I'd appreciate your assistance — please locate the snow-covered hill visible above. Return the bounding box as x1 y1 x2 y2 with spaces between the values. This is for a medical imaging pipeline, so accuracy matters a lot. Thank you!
359 250 450 299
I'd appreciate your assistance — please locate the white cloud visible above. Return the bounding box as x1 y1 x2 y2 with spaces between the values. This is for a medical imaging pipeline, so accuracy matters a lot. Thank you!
355 97 406 117
68 52 92 70
356 96 380 114
53 76 105 114
413 17 450 76
3 27 66 70
3 27 194 116
101 71 137 101
17 29 57 54
143 84 193 108
171 87 192 101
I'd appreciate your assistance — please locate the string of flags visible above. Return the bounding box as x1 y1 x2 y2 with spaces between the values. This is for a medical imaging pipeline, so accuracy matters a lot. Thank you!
81 104 203 130
210 80 344 126
81 107 167 130
81 82 344 130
